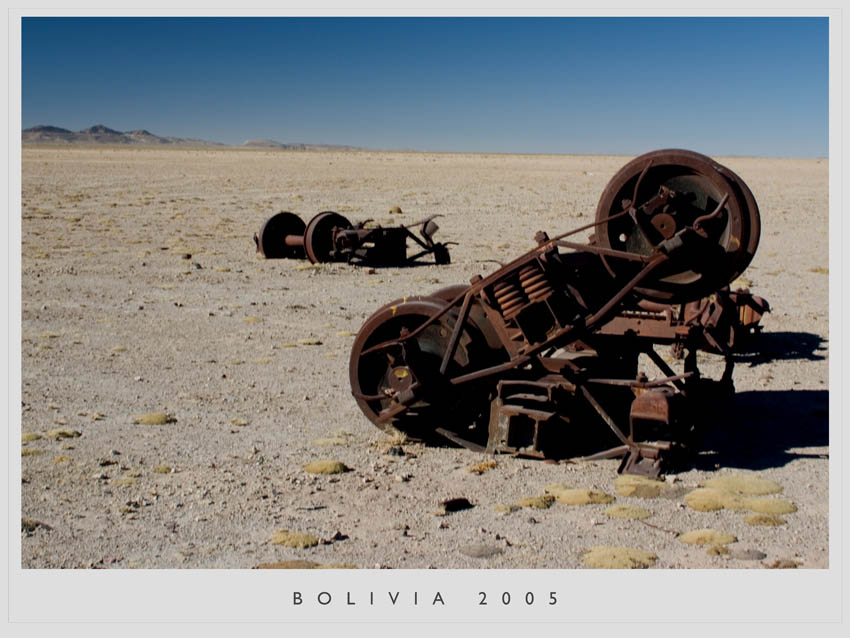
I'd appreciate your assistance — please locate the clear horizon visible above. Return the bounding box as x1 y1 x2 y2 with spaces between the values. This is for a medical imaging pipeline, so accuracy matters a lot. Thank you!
22 17 829 158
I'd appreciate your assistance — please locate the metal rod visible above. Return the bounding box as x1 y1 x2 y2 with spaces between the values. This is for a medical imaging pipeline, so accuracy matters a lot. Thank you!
439 291 473 375
644 346 688 393
579 385 631 446
554 240 652 262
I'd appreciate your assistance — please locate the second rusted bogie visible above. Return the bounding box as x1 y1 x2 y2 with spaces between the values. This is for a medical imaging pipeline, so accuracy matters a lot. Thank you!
255 210 451 266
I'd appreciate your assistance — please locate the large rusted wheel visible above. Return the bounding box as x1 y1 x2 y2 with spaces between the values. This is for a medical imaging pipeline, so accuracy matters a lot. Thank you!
255 212 306 259
349 297 494 445
595 149 760 303
304 211 353 263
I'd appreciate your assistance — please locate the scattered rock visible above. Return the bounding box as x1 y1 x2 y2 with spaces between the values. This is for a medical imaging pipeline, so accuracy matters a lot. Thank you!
702 474 783 495
133 412 176 425
243 316 263 324
604 505 652 519
298 339 323 346
515 495 555 509
52 456 70 463
678 529 737 546
153 465 173 474
460 543 503 559
388 205 403 215
745 513 787 526
384 445 405 456
271 530 319 548
494 504 519 514
21 433 42 443
583 546 657 569
304 460 350 474
231 418 249 427
706 545 730 556
22 449 44 457
435 497 474 515
467 460 497 474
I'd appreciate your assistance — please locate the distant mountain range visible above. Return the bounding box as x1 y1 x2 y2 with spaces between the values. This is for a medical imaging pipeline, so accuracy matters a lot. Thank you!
241 138 360 151
22 125 362 150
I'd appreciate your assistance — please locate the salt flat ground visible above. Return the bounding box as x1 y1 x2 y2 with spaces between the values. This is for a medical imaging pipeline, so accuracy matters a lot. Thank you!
19 147 829 569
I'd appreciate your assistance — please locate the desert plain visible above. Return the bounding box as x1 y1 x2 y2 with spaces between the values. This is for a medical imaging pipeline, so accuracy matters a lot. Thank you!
18 147 829 569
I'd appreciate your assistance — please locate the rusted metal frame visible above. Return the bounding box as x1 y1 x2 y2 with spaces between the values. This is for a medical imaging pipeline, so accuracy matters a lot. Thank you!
439 290 473 375
435 427 488 453
352 390 393 402
357 249 549 357
553 240 652 262
358 212 653 358
580 440 669 463
580 444 631 461
643 346 689 393
450 254 671 386
631 159 653 207
585 373 691 388
402 227 435 251
584 254 669 326
402 227 448 263
692 192 730 236
360 240 667 361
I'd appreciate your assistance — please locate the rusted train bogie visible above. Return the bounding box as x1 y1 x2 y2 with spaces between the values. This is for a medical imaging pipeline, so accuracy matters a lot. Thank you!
349 149 766 476
254 211 451 266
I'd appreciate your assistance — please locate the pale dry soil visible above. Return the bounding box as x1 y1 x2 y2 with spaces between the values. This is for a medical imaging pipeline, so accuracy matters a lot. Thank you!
19 148 828 569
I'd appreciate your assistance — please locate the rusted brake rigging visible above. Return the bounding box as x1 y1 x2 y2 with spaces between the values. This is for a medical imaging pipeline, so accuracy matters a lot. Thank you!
348 149 767 476
254 211 452 265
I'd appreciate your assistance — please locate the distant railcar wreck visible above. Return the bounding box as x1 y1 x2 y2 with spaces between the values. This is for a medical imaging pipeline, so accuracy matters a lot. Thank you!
348 149 768 476
254 211 452 265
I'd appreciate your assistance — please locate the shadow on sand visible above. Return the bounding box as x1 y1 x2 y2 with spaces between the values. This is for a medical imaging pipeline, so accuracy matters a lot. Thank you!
693 388 828 471
735 331 828 365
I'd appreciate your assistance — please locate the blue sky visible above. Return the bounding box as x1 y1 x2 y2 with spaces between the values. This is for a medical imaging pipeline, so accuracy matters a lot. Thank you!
21 17 828 157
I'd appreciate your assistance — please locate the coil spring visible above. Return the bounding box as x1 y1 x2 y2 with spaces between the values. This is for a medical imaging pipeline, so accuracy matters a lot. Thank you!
492 280 527 319
519 262 554 302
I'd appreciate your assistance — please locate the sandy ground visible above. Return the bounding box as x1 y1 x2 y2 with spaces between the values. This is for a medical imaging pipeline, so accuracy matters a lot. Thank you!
18 147 829 570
